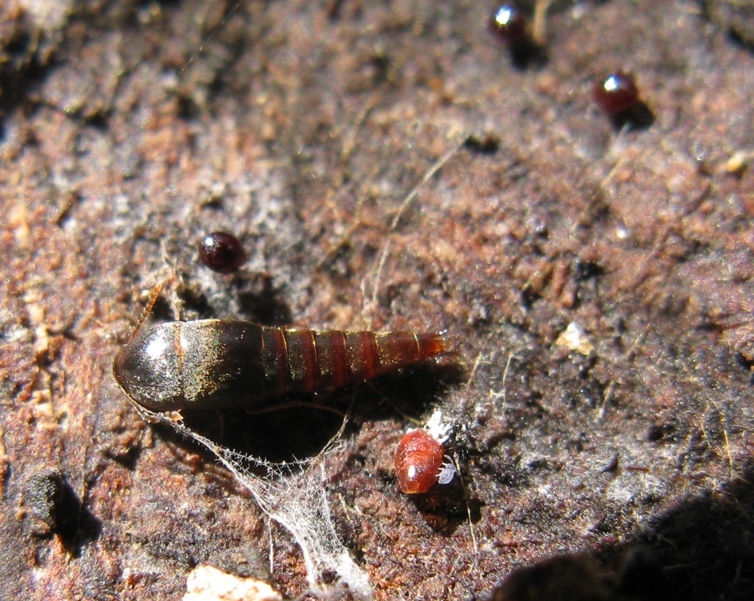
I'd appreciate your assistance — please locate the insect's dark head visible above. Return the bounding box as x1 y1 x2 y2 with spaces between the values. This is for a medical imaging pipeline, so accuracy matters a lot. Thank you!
113 322 185 412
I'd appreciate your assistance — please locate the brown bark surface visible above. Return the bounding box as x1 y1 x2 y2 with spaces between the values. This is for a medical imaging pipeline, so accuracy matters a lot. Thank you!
1 1 753 599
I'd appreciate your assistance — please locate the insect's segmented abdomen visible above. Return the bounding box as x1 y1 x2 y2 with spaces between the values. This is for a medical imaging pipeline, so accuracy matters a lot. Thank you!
263 327 446 396
113 319 446 412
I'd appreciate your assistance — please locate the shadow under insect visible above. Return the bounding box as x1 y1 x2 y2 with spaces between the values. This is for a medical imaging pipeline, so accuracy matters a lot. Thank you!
179 359 461 466
406 471 483 537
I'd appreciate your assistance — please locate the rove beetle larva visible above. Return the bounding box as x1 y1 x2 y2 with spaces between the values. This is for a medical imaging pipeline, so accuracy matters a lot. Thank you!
114 318 446 412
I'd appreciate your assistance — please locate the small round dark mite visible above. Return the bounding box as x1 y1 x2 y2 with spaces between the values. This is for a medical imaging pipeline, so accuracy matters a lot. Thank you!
593 72 640 115
489 4 529 46
199 231 246 273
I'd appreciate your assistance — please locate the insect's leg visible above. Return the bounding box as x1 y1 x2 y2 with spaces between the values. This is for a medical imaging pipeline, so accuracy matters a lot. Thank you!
243 399 346 419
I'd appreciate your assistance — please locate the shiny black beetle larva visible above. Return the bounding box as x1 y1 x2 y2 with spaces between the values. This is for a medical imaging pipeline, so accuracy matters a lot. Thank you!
114 319 446 412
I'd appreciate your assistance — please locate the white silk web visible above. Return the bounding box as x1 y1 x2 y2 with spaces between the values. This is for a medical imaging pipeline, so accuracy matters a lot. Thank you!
133 404 373 600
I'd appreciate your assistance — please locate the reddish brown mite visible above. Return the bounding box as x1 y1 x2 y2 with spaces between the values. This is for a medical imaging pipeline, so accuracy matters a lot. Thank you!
488 4 543 69
489 4 529 46
593 72 640 115
113 319 445 412
199 231 247 274
395 429 447 494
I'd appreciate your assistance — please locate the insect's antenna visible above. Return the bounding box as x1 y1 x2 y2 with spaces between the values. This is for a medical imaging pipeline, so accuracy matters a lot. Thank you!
131 282 163 337
126 274 177 343
179 0 248 76
141 282 163 320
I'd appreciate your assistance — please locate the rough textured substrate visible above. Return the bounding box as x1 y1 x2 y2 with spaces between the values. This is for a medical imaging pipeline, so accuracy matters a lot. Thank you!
1 1 753 599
